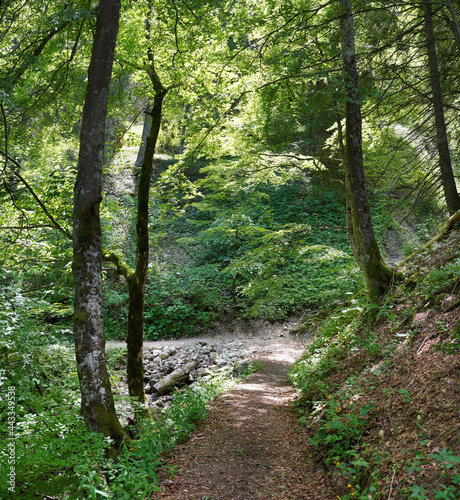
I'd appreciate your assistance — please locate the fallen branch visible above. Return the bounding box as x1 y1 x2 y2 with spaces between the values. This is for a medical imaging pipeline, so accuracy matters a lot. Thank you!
150 361 199 396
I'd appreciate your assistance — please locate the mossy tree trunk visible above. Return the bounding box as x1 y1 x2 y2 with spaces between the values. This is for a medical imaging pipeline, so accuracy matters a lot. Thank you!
340 0 395 299
126 70 167 405
422 0 460 215
73 0 125 442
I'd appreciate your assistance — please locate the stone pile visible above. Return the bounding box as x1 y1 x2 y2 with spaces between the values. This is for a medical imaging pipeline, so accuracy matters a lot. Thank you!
142 341 256 413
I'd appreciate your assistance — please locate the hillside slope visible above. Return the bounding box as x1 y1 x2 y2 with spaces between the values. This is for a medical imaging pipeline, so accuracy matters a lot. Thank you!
290 229 460 499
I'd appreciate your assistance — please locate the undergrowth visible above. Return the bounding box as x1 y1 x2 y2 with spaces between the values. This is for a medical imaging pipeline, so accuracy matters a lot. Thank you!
290 234 460 499
75 372 238 499
0 283 252 498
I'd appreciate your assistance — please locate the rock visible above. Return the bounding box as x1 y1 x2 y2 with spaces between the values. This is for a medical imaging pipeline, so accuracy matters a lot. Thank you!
146 349 160 360
145 362 156 372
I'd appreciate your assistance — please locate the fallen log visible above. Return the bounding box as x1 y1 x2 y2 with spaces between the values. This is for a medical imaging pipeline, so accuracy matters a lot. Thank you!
150 360 199 396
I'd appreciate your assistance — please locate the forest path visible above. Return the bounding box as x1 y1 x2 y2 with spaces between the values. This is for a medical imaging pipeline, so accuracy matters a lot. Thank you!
151 324 335 500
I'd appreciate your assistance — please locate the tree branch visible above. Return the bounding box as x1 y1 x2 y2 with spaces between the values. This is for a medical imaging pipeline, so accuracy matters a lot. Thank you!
102 250 133 281
0 224 55 230
0 152 72 239
400 208 460 266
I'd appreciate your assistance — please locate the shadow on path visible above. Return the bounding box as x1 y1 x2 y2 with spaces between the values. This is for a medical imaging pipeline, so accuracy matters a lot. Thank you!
154 344 334 500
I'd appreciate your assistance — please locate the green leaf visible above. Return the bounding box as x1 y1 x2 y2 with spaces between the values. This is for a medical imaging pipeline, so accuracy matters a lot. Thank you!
359 404 375 416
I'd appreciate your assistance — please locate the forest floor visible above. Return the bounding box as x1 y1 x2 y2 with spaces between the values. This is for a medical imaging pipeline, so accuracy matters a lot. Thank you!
107 232 460 500
136 323 336 500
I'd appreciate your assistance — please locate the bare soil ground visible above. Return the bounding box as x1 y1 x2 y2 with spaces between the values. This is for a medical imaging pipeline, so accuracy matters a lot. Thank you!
138 322 336 499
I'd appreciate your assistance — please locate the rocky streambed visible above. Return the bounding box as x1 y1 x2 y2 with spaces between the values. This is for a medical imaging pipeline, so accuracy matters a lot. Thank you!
142 340 258 413
107 318 303 417
108 338 265 416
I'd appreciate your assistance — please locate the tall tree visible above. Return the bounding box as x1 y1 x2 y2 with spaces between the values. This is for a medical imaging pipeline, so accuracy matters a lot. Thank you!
340 0 395 298
73 0 125 440
126 71 167 405
422 0 460 215
111 1 171 406
110 0 227 404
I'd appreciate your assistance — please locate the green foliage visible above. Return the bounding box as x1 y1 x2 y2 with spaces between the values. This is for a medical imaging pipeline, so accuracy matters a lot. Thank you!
153 156 362 322
401 450 460 500
103 286 129 340
438 323 460 355
290 301 368 399
227 237 359 320
0 274 243 498
0 280 112 498
418 257 460 297
290 252 460 499
296 365 460 500
142 264 223 340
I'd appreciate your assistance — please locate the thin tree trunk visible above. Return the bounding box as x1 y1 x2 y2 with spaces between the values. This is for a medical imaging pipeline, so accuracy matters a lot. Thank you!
336 114 345 158
125 0 170 408
127 79 167 405
134 104 153 169
340 0 395 299
445 0 460 47
178 104 189 155
73 0 125 441
422 0 460 215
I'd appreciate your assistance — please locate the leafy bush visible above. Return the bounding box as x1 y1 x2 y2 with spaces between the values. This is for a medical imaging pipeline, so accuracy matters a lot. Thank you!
226 236 360 320
290 302 367 398
142 265 224 339
103 285 129 340
0 280 111 498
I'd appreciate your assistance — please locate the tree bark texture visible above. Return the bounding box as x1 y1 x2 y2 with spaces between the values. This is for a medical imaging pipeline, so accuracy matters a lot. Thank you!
422 0 460 215
73 0 125 441
127 86 167 404
445 0 460 49
340 0 395 299
134 104 153 169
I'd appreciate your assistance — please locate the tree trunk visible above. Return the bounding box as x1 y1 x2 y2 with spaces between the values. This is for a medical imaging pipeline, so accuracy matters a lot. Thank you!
422 0 460 215
134 104 153 169
340 0 395 299
72 0 125 442
178 104 190 155
124 1 170 408
127 84 167 404
445 0 460 48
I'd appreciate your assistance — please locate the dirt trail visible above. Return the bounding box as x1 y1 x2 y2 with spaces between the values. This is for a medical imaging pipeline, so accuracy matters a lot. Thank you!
148 324 335 499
